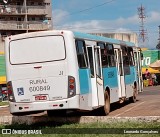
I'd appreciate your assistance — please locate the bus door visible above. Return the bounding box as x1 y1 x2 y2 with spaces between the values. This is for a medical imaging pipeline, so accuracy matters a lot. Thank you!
114 48 126 97
87 45 104 107
134 49 143 92
138 50 143 92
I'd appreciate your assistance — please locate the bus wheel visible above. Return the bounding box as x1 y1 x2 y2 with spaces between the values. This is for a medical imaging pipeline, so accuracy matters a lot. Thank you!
129 86 137 103
47 110 66 117
104 91 110 115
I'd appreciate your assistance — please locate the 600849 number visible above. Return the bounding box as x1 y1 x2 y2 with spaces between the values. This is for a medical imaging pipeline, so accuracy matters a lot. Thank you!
29 85 50 92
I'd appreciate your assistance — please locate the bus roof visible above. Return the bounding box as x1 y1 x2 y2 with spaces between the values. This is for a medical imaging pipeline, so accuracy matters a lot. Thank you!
73 31 135 47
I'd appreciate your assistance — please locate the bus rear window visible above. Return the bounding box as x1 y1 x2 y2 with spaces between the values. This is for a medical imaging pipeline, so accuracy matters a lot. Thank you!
9 35 65 64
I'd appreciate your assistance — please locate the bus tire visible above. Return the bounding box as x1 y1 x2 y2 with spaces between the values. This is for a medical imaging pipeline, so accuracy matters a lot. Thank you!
104 91 110 115
129 86 137 103
47 110 66 117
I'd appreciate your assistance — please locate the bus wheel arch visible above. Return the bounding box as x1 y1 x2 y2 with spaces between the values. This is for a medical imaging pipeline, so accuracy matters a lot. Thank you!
104 86 110 115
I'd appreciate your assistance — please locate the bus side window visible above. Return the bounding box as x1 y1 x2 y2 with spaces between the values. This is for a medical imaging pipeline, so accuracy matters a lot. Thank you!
87 47 94 77
75 40 88 68
121 46 129 66
128 47 134 66
106 44 115 67
97 42 108 67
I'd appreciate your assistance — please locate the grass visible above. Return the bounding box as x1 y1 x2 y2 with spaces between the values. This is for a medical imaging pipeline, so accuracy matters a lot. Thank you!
0 121 160 137
0 101 9 106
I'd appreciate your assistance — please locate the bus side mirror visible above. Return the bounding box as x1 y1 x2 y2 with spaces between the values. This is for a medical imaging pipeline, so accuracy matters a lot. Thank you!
141 53 143 60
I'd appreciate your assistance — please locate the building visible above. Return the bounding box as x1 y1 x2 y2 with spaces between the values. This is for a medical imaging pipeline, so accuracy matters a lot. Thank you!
0 0 52 52
91 32 138 46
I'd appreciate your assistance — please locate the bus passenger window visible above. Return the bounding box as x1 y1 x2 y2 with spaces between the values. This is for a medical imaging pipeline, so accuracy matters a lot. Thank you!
121 46 129 66
97 42 108 67
75 40 88 68
106 44 115 67
128 47 134 66
123 56 129 66
87 47 94 77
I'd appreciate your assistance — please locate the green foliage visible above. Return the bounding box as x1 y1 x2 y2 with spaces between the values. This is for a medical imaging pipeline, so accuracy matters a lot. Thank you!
0 101 8 106
0 121 159 137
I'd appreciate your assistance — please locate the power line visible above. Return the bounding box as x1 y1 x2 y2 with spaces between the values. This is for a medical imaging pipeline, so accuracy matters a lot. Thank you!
56 0 117 17
53 0 117 29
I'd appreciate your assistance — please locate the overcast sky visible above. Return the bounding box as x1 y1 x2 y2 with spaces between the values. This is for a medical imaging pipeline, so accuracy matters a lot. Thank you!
52 0 160 49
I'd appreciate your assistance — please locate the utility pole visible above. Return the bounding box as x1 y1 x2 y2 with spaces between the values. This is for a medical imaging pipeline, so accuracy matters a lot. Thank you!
138 4 148 47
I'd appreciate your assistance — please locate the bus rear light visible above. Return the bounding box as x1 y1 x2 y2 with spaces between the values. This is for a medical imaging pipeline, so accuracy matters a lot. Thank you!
69 91 74 96
68 76 76 98
8 90 12 95
7 83 13 94
53 104 58 107
7 85 11 89
7 81 15 102
24 107 29 109
69 78 75 84
69 84 74 90
9 95 14 101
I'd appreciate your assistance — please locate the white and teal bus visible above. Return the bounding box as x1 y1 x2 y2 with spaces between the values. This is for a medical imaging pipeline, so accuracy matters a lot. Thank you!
5 30 143 116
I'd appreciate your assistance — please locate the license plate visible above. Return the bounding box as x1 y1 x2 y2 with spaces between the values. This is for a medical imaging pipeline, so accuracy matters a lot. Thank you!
35 95 47 100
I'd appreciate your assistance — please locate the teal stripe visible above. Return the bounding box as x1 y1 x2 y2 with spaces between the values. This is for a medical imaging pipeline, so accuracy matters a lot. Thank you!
125 66 136 85
103 67 118 88
73 32 135 47
79 69 92 94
